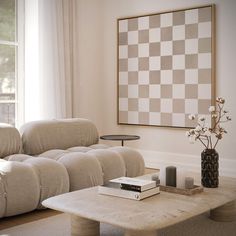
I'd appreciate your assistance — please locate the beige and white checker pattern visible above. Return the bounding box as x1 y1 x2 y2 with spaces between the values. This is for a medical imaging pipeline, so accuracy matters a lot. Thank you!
118 6 214 128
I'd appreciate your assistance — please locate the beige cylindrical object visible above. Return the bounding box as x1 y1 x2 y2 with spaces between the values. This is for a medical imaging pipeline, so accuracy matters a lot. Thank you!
124 230 157 236
159 165 166 186
71 215 100 236
185 177 194 189
210 200 236 222
176 168 186 189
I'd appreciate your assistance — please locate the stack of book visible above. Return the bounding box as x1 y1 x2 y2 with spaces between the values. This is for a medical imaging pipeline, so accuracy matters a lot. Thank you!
98 177 160 201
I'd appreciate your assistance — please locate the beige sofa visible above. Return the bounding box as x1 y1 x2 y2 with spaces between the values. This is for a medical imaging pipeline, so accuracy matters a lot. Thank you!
0 119 145 218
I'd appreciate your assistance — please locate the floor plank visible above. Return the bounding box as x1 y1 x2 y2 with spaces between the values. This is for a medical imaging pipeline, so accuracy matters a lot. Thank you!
0 209 61 230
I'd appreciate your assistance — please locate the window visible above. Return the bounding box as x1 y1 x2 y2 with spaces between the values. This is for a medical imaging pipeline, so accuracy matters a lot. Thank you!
0 0 24 126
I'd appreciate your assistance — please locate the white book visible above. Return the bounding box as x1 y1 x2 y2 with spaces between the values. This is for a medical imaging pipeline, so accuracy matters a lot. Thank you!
109 177 156 192
98 183 160 201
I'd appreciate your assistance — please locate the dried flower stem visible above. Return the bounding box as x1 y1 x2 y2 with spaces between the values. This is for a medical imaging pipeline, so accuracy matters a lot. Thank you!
199 138 208 148
209 136 212 149
186 97 231 150
213 138 219 149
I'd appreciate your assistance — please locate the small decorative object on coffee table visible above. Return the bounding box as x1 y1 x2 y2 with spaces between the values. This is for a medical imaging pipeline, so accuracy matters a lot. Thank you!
160 185 203 196
158 168 203 196
185 177 194 189
100 134 140 146
166 166 176 187
186 97 232 188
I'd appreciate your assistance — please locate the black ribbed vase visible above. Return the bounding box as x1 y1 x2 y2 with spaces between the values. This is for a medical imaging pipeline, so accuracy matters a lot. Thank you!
201 149 219 188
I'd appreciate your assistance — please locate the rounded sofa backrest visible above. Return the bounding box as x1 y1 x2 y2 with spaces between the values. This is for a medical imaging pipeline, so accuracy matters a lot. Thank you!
0 124 21 158
20 118 99 155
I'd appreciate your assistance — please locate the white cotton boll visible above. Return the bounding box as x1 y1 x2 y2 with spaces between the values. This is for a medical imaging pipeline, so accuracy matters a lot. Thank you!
208 106 215 112
204 130 211 137
198 116 206 122
195 125 202 131
185 131 190 137
188 114 195 120
212 114 217 119
189 136 195 144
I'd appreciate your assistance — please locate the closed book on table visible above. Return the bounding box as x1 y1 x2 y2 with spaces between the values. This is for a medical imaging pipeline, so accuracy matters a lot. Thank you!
109 177 156 192
98 183 160 201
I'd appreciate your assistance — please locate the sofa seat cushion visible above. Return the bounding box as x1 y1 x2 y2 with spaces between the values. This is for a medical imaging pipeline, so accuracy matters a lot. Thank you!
109 147 145 177
39 150 70 160
6 154 34 162
58 152 103 191
24 158 69 209
88 144 110 149
0 161 40 217
67 146 92 153
88 149 126 184
45 144 110 155
38 146 145 189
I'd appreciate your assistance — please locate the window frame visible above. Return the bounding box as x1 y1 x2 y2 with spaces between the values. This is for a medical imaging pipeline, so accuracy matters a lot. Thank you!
16 0 25 127
0 0 24 127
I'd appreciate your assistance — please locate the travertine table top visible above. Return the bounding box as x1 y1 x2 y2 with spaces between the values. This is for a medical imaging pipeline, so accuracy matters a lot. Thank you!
43 176 236 231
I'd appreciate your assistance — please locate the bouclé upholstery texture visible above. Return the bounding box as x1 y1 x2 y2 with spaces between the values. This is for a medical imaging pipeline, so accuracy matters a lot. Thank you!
0 124 21 159
0 161 40 217
20 118 99 155
0 118 145 218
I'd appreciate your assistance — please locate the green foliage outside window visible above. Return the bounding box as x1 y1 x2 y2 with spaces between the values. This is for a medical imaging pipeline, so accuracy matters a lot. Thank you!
0 0 16 125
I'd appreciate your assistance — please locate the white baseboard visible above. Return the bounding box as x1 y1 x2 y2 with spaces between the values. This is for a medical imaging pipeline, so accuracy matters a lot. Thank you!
137 149 236 178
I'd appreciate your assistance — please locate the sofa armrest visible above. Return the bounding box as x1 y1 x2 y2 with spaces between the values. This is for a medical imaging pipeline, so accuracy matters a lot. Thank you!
0 124 21 159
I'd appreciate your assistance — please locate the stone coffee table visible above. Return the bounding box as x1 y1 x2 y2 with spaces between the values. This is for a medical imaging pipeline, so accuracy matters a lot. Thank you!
43 176 236 236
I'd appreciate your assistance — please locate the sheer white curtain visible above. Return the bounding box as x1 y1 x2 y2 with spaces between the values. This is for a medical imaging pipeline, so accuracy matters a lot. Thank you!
24 0 76 122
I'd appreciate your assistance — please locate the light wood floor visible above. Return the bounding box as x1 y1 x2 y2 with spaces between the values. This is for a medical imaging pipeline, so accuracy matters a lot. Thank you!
0 168 158 230
0 209 61 230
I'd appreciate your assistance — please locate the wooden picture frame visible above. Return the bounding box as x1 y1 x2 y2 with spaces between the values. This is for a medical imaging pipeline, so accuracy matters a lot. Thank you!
117 4 215 128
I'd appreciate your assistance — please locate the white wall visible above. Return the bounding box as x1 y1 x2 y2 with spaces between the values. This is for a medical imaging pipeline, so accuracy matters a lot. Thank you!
75 0 236 177
74 0 104 130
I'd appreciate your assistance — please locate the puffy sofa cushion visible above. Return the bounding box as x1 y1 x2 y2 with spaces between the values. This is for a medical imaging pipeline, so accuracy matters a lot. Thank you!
39 149 70 160
58 152 103 191
24 158 69 209
20 118 99 155
88 149 126 184
6 154 34 162
0 161 40 217
0 124 21 159
109 146 145 177
0 157 70 217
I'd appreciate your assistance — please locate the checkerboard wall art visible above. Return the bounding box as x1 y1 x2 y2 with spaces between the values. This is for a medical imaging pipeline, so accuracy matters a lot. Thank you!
117 5 215 128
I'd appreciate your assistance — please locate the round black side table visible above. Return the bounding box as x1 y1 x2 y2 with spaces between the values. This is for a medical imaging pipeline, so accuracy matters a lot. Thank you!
100 135 140 146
